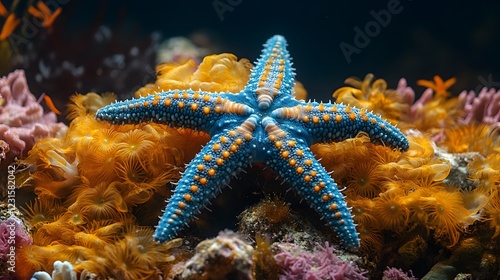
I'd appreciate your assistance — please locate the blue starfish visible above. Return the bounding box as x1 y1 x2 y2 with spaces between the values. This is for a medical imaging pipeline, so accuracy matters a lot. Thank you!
95 35 409 249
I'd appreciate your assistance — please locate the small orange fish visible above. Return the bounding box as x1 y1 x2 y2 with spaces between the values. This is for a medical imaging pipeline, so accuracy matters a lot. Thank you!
41 93 62 115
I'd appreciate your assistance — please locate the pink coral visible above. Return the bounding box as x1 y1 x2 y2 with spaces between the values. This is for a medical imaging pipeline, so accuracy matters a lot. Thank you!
274 242 367 280
458 87 500 126
0 69 66 162
382 267 418 280
0 217 32 258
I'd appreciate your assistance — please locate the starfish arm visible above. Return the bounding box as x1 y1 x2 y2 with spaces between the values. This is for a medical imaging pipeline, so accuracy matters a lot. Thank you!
153 117 258 243
95 89 254 133
262 117 360 249
272 102 409 151
244 35 296 109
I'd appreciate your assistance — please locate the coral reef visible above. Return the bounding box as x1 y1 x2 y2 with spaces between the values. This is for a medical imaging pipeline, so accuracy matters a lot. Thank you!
1 32 499 279
0 69 66 169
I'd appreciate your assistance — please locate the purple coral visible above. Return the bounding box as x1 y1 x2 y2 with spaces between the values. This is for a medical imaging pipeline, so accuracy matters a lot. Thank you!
0 217 32 259
458 87 500 126
382 267 418 280
0 69 66 163
274 242 367 280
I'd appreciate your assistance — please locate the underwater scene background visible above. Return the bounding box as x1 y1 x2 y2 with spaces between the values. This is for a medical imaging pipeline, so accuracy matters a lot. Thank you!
1 0 500 279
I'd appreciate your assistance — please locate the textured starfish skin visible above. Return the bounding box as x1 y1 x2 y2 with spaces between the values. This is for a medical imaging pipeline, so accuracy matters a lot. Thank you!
95 35 409 249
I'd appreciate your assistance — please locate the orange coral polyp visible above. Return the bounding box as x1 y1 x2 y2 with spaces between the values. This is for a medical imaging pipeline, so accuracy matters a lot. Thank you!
67 92 117 120
0 13 20 40
416 75 456 97
28 1 62 28
16 245 52 279
78 147 120 185
115 129 155 161
346 197 377 227
423 189 471 247
345 161 385 198
371 188 409 232
333 73 409 123
75 182 129 220
440 124 500 155
136 53 253 98
468 154 500 181
21 198 61 228
0 1 8 17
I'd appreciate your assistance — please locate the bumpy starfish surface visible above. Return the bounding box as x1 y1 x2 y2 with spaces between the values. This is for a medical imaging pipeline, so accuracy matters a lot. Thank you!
95 35 409 249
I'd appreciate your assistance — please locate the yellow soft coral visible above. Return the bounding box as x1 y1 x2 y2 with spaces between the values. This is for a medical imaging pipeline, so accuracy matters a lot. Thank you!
135 53 253 96
439 124 500 155
380 135 451 182
484 189 500 238
135 53 307 100
333 73 409 124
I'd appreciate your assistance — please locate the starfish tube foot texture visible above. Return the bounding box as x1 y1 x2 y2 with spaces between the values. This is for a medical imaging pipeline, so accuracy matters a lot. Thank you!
96 35 409 249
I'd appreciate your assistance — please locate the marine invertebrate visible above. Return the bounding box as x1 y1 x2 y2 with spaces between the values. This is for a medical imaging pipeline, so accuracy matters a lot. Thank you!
467 153 500 181
274 242 367 280
28 1 62 28
458 87 500 126
381 134 451 182
96 35 409 249
252 235 280 280
76 146 119 185
20 198 63 229
344 158 386 198
0 217 32 260
67 93 118 120
0 1 7 17
332 73 409 124
416 75 456 97
483 190 500 238
371 187 409 232
421 187 471 247
101 227 163 280
247 197 292 225
172 230 254 280
69 182 128 220
382 267 417 280
408 89 462 132
0 14 19 40
439 124 500 155
115 129 154 161
135 53 253 98
0 69 66 165
15 245 51 279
